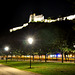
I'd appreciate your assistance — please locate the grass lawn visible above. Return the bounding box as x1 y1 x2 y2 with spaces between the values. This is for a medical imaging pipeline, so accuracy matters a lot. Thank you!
0 60 75 75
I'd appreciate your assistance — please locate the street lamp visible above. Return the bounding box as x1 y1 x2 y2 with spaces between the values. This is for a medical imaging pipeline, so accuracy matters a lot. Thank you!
27 37 33 68
73 45 75 48
28 38 33 44
4 46 9 51
4 46 9 63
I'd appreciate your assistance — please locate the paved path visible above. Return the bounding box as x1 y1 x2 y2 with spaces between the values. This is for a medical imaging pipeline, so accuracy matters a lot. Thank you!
0 64 41 75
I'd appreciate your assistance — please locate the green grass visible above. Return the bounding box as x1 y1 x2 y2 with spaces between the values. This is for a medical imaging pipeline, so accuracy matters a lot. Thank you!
0 60 75 75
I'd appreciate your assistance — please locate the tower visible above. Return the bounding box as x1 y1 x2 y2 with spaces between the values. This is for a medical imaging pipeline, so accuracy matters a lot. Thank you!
29 13 35 22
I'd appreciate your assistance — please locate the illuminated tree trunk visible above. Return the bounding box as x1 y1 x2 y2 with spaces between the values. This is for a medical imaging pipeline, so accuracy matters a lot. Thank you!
68 54 69 61
39 55 42 62
52 53 53 60
6 55 8 63
11 55 12 61
41 55 42 62
74 54 75 63
33 55 34 61
3 55 5 60
45 54 47 62
56 55 57 61
17 55 18 61
24 55 25 61
20 55 21 61
62 51 63 63
39 55 40 61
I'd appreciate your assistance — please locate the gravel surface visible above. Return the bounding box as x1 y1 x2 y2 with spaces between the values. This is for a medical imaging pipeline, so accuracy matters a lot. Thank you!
0 64 41 75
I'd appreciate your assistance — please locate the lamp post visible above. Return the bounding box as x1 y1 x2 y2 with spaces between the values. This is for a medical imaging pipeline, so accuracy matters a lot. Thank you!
4 46 9 63
27 37 33 68
73 45 75 63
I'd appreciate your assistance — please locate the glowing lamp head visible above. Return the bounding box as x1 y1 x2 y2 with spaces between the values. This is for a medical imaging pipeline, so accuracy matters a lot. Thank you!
4 46 9 51
28 38 33 44
74 45 75 48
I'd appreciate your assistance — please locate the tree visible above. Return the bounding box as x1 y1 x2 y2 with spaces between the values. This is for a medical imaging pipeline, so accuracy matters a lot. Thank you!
35 23 61 62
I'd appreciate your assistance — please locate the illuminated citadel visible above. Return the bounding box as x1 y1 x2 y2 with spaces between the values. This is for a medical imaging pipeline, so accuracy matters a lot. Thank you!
10 13 75 32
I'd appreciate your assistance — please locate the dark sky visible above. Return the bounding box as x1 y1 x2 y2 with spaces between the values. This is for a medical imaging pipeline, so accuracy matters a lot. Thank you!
0 0 75 35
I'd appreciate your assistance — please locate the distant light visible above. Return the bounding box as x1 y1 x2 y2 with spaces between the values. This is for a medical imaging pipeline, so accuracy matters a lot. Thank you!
70 54 72 57
67 15 75 20
58 54 61 57
10 29 13 32
50 55 55 57
28 38 33 44
27 55 30 57
73 45 75 48
4 46 9 51
50 55 53 57
9 23 28 32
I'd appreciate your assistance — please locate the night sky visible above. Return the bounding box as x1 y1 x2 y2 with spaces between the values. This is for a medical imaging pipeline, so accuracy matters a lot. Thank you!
0 0 75 36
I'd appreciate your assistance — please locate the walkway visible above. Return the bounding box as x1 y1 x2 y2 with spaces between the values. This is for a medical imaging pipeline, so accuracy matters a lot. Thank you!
0 64 41 75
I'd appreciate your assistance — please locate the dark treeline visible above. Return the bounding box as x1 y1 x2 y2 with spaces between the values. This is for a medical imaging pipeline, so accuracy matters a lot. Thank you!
0 20 75 62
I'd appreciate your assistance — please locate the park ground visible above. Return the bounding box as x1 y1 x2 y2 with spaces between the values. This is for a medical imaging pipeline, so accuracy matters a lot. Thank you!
0 60 75 75
0 64 41 75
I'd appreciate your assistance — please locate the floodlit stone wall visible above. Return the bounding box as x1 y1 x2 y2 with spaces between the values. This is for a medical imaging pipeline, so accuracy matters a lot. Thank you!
29 13 44 22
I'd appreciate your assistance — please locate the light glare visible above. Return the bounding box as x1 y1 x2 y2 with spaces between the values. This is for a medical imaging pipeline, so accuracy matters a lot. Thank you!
28 38 33 44
4 46 9 51
73 45 75 48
